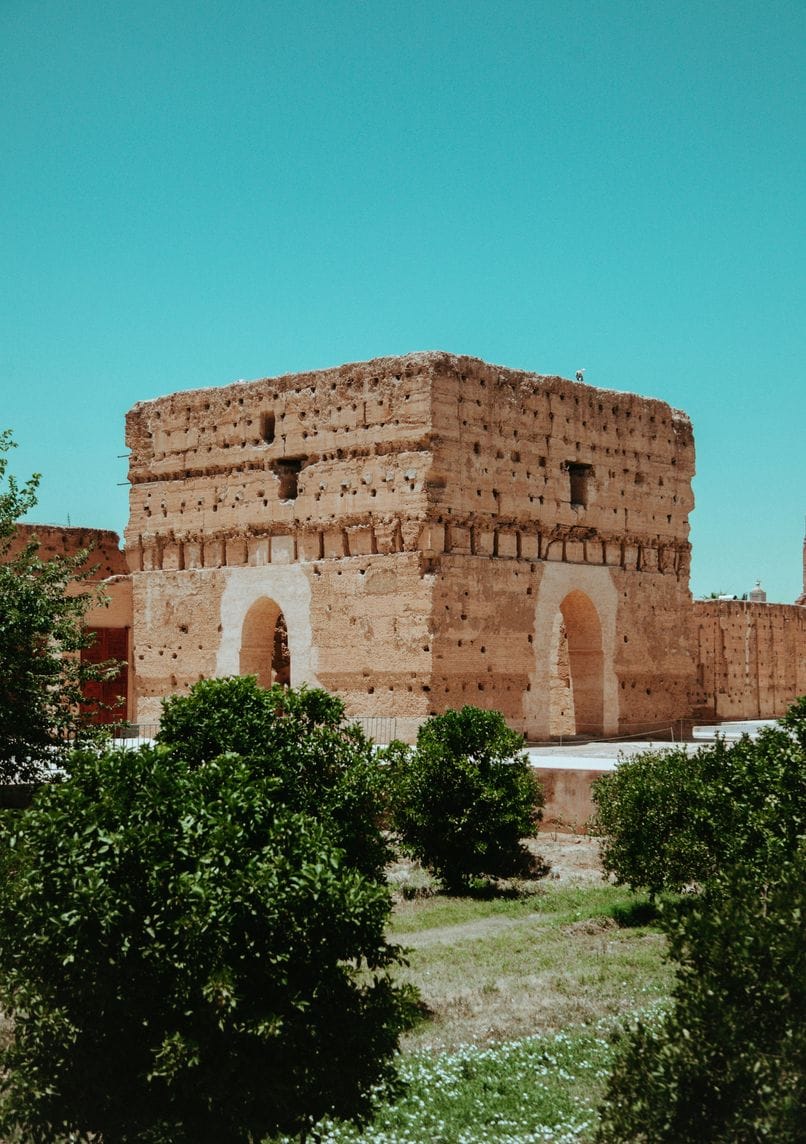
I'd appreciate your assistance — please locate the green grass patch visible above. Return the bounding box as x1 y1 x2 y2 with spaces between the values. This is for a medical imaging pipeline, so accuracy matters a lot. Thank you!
297 877 671 1141
388 881 671 1054
389 882 653 936
286 1020 640 1142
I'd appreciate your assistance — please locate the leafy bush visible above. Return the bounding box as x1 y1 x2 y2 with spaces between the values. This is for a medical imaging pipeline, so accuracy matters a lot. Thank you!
158 677 389 878
590 745 717 896
389 706 543 892
0 745 415 1143
596 841 806 1143
591 698 806 895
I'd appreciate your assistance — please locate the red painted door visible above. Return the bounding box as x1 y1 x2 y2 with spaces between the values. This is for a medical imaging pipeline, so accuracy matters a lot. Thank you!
81 627 129 724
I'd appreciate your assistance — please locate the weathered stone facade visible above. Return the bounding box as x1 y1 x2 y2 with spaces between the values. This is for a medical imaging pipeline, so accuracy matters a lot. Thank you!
8 354 803 740
7 524 127 579
123 352 697 739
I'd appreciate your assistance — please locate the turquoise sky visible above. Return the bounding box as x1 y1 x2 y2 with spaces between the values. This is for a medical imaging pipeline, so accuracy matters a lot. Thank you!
2 1 804 601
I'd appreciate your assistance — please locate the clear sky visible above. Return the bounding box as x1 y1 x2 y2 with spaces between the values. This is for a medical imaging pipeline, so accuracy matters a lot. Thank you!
2 0 804 601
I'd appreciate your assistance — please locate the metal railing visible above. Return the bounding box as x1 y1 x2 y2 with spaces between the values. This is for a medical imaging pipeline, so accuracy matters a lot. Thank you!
104 723 161 744
525 720 689 747
347 716 398 744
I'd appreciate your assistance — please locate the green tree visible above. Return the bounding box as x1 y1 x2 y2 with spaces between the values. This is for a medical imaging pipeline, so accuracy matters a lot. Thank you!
595 699 806 1140
157 676 390 878
389 706 544 892
0 431 111 783
0 745 415 1143
596 842 806 1143
590 701 806 895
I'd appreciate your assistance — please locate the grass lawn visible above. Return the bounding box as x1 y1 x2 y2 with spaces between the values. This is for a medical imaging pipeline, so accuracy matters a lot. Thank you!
283 835 672 1143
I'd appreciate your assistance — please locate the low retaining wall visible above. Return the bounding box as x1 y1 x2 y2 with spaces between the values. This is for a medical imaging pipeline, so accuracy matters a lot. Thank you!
534 767 607 831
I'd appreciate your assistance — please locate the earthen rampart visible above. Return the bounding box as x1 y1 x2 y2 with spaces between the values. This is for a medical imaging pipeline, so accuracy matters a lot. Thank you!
692 599 806 720
8 524 127 580
6 525 134 721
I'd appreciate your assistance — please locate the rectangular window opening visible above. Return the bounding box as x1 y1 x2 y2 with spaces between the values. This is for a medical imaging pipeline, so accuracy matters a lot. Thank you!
568 462 592 507
273 458 304 501
260 412 276 444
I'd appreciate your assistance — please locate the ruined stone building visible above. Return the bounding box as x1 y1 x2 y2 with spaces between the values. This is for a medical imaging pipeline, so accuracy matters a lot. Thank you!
123 351 698 740
10 353 806 739
6 525 133 721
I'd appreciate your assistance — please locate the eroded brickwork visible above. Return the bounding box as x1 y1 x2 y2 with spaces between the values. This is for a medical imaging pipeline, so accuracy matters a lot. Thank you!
7 525 133 720
125 352 697 738
8 525 127 579
692 600 806 720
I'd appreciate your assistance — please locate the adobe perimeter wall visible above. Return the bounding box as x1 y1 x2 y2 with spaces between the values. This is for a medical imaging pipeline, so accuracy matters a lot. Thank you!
7 524 128 580
692 600 806 720
6 525 134 719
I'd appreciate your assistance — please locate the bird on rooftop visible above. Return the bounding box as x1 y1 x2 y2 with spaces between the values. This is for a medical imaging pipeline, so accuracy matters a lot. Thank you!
575 369 585 383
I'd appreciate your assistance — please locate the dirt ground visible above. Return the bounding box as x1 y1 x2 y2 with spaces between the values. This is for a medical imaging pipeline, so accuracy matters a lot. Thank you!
386 828 606 906
531 828 604 886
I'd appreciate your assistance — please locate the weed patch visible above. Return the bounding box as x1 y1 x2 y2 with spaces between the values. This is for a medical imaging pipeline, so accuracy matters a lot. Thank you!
391 883 670 1054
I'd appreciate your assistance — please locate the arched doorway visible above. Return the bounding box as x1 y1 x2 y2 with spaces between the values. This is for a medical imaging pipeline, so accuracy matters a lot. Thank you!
239 597 291 688
549 590 604 737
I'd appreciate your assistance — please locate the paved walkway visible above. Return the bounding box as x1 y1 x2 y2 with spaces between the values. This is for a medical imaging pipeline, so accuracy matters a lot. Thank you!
527 718 777 771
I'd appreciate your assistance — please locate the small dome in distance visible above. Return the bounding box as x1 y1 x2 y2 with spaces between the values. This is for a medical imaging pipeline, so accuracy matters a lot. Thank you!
748 580 767 603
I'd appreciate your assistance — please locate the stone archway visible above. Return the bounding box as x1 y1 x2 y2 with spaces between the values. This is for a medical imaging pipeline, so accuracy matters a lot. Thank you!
239 597 291 688
550 590 604 737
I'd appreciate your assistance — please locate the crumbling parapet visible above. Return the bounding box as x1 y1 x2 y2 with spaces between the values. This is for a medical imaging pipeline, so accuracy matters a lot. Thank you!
124 353 698 739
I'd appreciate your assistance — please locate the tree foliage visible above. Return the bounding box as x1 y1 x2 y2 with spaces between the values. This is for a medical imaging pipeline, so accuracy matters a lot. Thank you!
595 698 806 1140
0 745 415 1143
157 676 390 878
590 701 806 895
389 706 544 892
0 431 111 783
596 842 806 1143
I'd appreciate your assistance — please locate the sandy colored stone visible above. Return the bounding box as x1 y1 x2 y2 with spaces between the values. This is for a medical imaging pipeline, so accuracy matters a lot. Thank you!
9 355 804 740
692 600 806 720
122 352 700 738
8 525 133 719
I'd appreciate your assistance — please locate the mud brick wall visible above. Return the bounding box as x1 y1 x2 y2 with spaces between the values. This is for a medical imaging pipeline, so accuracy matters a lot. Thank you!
8 524 127 581
426 355 696 739
124 352 698 739
6 525 134 719
125 355 440 729
692 600 806 720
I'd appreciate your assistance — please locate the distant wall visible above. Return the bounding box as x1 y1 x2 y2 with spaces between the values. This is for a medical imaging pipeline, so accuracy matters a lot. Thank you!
8 524 127 580
7 524 134 720
693 600 806 719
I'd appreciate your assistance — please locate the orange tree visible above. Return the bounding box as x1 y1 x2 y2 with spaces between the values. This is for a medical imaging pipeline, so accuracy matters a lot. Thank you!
0 744 415 1143
389 706 544 892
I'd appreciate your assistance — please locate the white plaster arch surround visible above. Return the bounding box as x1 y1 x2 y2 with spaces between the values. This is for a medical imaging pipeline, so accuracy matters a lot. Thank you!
215 565 320 688
527 562 620 738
